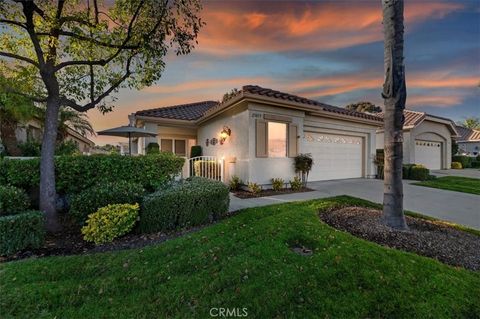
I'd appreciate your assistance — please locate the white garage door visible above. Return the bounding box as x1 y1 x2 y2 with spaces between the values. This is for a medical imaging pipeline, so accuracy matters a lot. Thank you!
305 132 363 181
415 140 441 169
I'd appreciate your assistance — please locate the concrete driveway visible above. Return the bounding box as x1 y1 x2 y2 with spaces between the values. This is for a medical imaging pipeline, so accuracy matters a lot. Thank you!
431 169 480 179
229 178 480 229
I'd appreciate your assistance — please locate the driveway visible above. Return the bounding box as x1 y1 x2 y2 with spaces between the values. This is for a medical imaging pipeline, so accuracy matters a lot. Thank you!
229 178 480 230
431 169 480 179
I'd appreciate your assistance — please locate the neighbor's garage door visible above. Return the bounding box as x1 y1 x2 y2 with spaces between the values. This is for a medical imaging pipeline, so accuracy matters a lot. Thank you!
415 140 441 169
305 132 363 181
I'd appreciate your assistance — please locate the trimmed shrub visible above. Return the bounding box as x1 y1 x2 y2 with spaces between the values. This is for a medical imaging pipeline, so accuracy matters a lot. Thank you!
452 155 472 169
70 181 144 225
248 182 261 194
146 143 160 155
451 162 463 169
82 203 139 245
294 154 314 186
471 161 480 168
402 164 415 179
271 178 284 191
0 153 184 194
229 175 242 191
0 185 30 216
140 177 230 233
290 176 303 191
0 211 44 256
193 160 221 180
410 165 430 181
190 145 202 158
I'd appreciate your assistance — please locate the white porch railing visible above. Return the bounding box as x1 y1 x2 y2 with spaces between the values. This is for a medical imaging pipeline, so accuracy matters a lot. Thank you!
182 156 224 182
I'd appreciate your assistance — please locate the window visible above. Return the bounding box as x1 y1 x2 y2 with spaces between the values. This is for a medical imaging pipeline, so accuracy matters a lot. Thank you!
268 122 287 157
161 139 173 152
161 138 186 156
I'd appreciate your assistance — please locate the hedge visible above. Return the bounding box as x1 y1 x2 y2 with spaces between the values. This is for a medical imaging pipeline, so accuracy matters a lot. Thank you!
0 211 44 256
377 164 430 181
471 161 480 168
0 153 184 194
140 177 230 233
70 180 144 225
0 185 30 216
452 155 473 169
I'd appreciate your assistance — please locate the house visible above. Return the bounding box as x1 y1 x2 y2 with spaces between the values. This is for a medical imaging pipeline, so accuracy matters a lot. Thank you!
131 85 383 185
376 110 458 170
2 118 94 154
455 125 480 156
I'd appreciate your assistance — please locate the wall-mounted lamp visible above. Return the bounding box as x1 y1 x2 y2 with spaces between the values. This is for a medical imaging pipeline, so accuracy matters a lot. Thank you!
220 126 231 145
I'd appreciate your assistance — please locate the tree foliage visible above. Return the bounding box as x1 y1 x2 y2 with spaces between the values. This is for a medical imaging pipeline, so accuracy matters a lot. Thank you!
345 101 382 113
222 88 240 103
457 117 480 129
0 0 204 112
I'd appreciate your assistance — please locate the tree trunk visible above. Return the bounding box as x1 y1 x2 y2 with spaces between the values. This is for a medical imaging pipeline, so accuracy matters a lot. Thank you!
0 119 22 156
39 95 62 232
382 0 407 230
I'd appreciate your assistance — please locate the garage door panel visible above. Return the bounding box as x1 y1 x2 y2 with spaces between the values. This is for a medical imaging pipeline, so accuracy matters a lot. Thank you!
305 133 363 181
415 140 441 169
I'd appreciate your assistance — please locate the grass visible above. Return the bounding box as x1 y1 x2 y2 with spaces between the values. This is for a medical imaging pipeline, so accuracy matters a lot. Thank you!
413 176 480 195
1 196 479 318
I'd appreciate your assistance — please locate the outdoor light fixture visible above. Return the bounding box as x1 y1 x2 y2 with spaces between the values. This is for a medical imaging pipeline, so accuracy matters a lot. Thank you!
220 126 231 145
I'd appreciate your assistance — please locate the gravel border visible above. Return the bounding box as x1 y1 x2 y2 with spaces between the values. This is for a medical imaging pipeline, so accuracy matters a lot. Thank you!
320 206 480 271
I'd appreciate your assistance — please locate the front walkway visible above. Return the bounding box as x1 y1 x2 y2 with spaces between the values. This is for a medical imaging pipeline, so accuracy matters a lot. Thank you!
431 169 480 179
229 178 480 230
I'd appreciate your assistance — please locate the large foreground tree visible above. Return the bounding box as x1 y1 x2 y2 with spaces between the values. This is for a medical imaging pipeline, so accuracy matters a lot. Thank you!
0 0 203 231
381 0 408 229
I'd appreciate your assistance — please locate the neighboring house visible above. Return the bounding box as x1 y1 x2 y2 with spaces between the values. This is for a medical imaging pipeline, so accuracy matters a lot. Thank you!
376 110 458 170
7 118 94 154
131 85 383 185
455 125 480 156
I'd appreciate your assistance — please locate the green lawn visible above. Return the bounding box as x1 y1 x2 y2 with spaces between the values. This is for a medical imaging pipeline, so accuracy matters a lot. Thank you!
414 176 480 195
1 196 479 318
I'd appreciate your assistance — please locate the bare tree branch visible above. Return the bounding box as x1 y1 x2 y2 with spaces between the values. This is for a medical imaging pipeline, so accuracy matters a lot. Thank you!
0 51 39 67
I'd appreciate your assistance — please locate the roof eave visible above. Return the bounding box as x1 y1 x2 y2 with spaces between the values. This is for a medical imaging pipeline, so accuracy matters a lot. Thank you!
135 115 198 127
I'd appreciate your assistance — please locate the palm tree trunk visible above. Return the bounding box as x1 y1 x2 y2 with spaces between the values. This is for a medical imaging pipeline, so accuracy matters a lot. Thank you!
382 0 407 229
39 94 62 232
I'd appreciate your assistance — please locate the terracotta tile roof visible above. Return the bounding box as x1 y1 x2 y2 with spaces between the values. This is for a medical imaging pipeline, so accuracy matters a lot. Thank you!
455 125 480 141
135 101 219 121
241 85 383 122
377 109 425 127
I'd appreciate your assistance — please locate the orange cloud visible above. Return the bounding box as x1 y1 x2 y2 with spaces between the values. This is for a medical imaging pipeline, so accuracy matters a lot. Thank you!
196 1 463 56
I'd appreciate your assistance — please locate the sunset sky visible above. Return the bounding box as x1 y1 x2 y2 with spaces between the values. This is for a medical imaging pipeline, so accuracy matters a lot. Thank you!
90 0 480 145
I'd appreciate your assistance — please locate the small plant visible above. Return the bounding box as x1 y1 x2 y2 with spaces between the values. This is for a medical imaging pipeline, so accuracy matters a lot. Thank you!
82 203 139 245
0 185 30 216
451 162 462 169
271 178 284 191
248 182 261 194
190 145 202 158
229 175 243 191
290 176 303 191
294 153 314 187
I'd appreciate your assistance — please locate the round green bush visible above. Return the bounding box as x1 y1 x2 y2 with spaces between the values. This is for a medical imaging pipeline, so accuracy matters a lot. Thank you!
0 185 30 216
82 203 139 245
70 180 144 225
451 162 463 169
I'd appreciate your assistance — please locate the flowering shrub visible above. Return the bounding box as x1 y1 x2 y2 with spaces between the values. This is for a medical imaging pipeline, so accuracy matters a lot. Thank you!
451 162 462 169
290 176 303 191
82 203 139 245
0 185 30 216
271 178 284 191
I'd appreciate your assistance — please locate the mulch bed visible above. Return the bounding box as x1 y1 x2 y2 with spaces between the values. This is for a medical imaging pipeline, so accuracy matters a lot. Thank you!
0 213 238 263
233 187 314 199
319 206 480 271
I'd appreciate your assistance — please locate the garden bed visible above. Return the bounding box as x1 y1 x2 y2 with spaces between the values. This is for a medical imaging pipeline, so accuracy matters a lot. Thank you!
319 206 480 271
233 187 314 199
0 213 236 262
